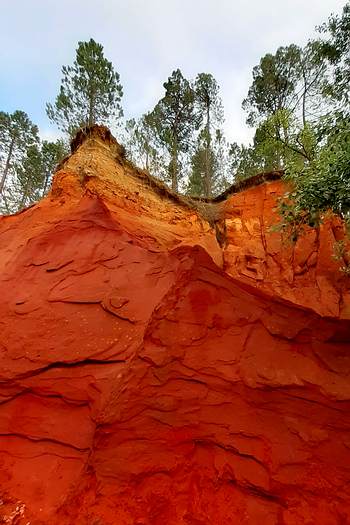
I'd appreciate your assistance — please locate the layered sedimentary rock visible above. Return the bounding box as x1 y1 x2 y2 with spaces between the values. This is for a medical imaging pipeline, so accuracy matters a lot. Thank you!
0 126 350 525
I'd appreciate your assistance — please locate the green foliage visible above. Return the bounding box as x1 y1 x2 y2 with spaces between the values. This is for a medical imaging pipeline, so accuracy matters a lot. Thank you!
125 71 229 196
147 69 199 191
195 73 224 125
0 123 67 214
239 39 328 182
15 139 67 207
297 41 328 125
16 144 45 208
242 45 302 126
187 128 231 197
124 116 166 178
212 129 231 193
187 142 207 196
238 3 350 252
256 110 318 167
333 239 350 275
318 1 350 107
41 139 69 194
278 117 350 239
228 110 314 182
2 1 348 226
229 142 259 181
0 110 39 213
193 73 225 197
46 38 123 137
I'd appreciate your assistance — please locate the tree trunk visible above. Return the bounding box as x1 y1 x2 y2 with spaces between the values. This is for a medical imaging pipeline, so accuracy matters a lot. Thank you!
171 140 178 192
204 105 211 198
19 184 29 209
302 94 306 128
145 149 149 171
43 170 50 196
302 69 307 128
274 123 282 169
20 193 27 209
88 90 95 127
0 138 15 195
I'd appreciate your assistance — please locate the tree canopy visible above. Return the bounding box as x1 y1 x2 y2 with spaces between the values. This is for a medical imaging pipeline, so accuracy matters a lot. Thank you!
146 69 199 192
236 1 350 251
0 110 67 214
46 38 123 137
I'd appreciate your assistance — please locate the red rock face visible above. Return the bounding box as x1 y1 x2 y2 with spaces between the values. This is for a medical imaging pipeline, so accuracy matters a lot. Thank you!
1 127 350 524
223 182 350 319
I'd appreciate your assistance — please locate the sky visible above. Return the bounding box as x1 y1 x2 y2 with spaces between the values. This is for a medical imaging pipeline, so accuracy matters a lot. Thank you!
0 0 345 145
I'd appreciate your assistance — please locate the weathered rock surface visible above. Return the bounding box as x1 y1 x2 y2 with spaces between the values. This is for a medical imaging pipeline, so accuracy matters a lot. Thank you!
223 182 350 319
0 126 350 524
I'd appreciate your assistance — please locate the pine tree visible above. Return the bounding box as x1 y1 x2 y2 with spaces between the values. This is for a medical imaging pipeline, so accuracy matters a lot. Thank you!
187 138 207 197
187 129 231 198
41 139 68 194
242 45 301 126
1 131 67 214
213 129 231 193
194 73 224 197
317 2 350 108
0 111 39 198
229 142 262 181
148 69 199 192
16 144 44 209
46 38 123 137
124 116 164 176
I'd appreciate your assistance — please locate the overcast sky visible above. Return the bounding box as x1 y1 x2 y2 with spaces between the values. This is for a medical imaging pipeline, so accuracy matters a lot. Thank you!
0 0 344 145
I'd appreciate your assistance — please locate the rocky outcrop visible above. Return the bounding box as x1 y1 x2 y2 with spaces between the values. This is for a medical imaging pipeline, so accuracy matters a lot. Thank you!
222 181 350 318
0 126 350 524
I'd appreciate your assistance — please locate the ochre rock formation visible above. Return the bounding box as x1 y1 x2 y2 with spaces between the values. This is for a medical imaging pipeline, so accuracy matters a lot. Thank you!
222 182 350 318
0 126 350 525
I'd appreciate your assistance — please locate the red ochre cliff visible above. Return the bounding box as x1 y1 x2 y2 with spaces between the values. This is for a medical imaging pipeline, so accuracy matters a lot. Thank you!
1 126 350 525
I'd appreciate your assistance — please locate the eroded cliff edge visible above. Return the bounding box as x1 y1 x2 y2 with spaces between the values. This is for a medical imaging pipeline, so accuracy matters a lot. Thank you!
0 126 350 524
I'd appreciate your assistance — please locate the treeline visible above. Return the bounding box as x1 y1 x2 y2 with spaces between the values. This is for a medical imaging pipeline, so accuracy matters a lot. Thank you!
1 2 349 223
239 1 350 239
124 70 228 195
0 112 67 213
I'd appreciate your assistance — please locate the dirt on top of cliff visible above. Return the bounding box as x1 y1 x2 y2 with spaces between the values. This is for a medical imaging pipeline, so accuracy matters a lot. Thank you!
61 124 283 208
